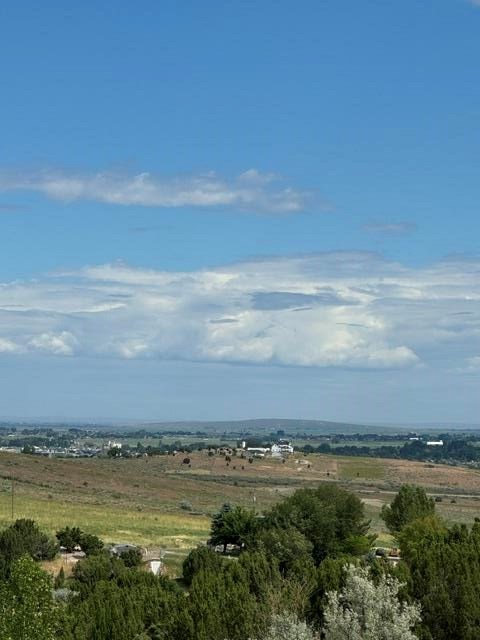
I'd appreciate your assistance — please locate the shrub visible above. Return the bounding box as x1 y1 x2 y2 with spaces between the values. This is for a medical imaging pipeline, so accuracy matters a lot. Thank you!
120 547 143 567
180 499 193 511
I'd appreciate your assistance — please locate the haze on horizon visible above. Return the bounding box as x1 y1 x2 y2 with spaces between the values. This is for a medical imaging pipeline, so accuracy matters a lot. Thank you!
0 1 479 424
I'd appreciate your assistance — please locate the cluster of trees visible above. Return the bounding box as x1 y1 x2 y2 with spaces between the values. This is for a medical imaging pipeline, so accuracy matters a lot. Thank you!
110 440 223 458
3 483 480 639
3 433 73 450
0 519 57 579
400 438 480 463
56 526 103 555
301 437 480 465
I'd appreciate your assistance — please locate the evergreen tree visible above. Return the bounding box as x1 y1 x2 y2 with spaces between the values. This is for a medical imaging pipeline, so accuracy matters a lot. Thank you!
0 519 57 577
60 562 187 640
381 485 435 535
182 545 224 586
54 566 66 589
308 556 352 628
187 552 279 640
399 518 480 639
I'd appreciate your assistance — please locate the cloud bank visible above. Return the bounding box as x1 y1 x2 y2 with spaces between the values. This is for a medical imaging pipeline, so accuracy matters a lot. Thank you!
0 168 308 213
0 252 479 371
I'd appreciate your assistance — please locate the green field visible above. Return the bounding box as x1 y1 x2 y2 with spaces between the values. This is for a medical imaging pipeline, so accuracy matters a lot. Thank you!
0 493 210 550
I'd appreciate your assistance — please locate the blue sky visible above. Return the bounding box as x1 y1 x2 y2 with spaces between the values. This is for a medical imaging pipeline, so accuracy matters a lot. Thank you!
0 0 479 422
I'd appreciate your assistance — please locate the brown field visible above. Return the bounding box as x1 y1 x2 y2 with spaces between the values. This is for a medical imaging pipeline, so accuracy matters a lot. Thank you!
2 450 480 573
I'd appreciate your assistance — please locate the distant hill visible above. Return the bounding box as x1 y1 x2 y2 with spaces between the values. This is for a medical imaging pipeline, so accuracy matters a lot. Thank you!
106 418 406 435
1 417 478 436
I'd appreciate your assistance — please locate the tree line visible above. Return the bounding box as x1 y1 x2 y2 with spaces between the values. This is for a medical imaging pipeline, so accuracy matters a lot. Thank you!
0 483 479 639
301 437 480 465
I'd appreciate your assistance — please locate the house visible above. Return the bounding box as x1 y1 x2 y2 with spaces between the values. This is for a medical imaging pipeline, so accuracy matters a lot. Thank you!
271 440 294 457
426 440 444 446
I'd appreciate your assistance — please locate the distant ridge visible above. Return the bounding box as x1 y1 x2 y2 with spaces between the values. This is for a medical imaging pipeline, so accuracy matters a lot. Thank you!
0 417 428 435
1 417 478 435
132 418 383 435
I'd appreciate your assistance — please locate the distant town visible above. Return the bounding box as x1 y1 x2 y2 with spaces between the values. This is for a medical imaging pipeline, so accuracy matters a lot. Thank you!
1 421 480 466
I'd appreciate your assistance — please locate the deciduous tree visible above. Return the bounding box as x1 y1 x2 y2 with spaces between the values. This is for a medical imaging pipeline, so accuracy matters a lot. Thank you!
0 555 58 640
265 485 372 564
209 504 257 552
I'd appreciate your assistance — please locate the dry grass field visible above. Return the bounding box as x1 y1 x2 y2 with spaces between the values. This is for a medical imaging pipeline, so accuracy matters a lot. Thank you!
2 450 480 572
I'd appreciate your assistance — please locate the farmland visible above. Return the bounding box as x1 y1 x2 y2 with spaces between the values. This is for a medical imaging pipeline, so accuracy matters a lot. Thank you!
2 449 480 573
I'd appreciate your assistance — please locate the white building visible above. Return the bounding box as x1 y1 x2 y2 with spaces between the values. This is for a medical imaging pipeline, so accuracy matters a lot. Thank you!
107 440 122 449
271 441 294 457
247 447 270 458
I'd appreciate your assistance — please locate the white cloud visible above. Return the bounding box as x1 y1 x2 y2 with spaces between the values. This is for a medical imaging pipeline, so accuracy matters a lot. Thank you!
1 252 479 371
0 252 480 370
362 221 417 235
0 338 23 353
28 331 77 356
0 168 308 213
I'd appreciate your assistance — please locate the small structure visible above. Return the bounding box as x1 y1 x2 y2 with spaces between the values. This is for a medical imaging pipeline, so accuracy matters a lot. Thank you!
148 559 164 576
426 440 444 446
59 547 85 565
246 447 270 458
109 543 139 557
107 440 122 449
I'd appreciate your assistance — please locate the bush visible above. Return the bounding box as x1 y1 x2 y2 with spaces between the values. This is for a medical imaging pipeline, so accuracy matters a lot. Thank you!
322 565 421 640
264 613 318 640
120 547 143 567
80 533 104 556
180 499 193 511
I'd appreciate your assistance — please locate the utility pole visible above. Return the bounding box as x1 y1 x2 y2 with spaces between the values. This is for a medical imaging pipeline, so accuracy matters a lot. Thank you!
11 473 14 520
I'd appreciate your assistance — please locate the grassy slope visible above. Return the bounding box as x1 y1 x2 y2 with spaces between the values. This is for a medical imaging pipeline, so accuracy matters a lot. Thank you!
2 450 480 573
